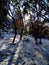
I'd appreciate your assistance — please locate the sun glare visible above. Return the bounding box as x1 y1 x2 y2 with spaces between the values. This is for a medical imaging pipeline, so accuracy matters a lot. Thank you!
25 15 30 20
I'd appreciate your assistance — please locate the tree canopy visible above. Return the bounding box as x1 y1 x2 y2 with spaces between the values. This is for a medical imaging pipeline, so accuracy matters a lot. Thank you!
0 0 49 36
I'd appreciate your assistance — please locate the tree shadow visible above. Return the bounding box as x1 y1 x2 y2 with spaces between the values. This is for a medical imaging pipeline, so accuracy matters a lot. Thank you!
0 36 49 65
37 45 49 62
15 40 35 65
7 40 23 65
0 39 21 65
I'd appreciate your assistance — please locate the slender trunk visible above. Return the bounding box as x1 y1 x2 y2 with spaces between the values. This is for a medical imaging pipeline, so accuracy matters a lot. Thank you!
12 28 17 43
12 17 17 43
39 38 42 44
35 38 38 44
20 27 23 40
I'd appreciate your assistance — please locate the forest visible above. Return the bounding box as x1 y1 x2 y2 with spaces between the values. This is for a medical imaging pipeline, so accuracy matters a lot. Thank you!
0 0 49 65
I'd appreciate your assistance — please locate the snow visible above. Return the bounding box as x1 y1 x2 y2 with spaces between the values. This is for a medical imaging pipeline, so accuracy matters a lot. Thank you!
0 32 49 65
43 22 49 27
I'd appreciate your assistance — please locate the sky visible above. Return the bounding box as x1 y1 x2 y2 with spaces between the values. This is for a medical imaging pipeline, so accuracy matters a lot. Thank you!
8 0 48 21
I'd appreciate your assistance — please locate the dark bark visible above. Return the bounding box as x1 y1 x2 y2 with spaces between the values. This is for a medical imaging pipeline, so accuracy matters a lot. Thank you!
12 27 17 43
12 17 17 43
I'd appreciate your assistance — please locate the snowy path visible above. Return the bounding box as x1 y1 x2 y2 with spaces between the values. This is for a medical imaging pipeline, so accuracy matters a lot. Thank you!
0 33 49 65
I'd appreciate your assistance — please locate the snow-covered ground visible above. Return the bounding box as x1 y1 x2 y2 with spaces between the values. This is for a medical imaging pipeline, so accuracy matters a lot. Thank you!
0 32 49 65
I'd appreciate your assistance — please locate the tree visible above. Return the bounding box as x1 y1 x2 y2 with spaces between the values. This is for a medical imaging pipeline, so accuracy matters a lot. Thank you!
0 0 9 37
0 0 49 44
